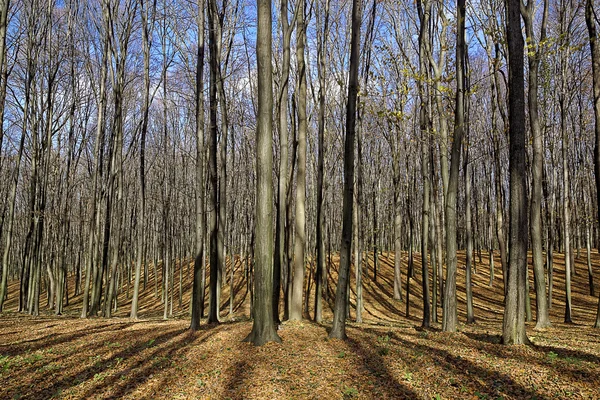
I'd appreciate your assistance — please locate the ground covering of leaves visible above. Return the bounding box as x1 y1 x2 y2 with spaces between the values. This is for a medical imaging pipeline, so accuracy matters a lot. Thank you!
1 251 600 399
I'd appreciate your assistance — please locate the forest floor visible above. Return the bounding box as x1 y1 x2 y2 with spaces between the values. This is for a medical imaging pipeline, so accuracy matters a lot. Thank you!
1 251 600 399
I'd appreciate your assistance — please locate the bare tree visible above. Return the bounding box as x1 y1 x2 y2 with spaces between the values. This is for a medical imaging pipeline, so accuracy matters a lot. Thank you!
443 0 466 333
190 0 206 331
290 0 307 322
330 0 362 340
243 0 282 346
503 0 530 345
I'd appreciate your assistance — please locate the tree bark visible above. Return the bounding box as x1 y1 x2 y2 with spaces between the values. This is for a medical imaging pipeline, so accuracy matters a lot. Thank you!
190 0 206 331
585 0 600 329
243 0 281 345
442 0 465 333
330 0 362 340
502 0 530 345
290 0 307 321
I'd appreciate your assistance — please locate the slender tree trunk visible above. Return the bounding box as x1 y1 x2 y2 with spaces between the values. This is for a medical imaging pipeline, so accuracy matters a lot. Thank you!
329 0 361 340
314 0 330 324
442 0 465 333
131 0 154 320
190 0 206 331
207 0 220 324
417 0 431 329
585 0 600 329
523 0 551 329
465 146 474 324
290 0 307 321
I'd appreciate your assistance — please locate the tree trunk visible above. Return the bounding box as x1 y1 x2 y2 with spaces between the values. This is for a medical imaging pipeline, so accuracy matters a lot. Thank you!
207 0 220 324
190 0 206 331
329 0 361 340
290 0 307 322
442 0 465 333
314 0 330 324
502 0 530 345
585 0 600 329
522 0 551 330
243 0 281 345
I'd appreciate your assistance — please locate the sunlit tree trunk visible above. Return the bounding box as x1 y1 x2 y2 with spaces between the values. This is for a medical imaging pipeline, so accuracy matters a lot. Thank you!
290 0 307 322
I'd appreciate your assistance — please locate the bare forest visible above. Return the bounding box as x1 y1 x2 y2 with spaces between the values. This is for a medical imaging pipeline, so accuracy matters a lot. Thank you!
2 0 600 398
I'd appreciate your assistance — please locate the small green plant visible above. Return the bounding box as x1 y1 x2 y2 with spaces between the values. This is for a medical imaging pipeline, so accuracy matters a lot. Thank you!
196 378 206 388
403 371 413 382
564 356 581 365
23 353 43 364
547 351 559 361
38 363 62 373
377 334 391 356
433 395 442 400
337 351 346 359
0 355 11 372
93 372 108 382
147 338 156 347
342 386 358 399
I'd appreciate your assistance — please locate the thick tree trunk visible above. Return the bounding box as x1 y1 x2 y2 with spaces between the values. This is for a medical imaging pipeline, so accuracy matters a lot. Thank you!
502 0 530 345
243 0 281 345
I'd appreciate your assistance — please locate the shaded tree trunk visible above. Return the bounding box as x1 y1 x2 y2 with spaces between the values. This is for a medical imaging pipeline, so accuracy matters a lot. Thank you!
243 0 282 345
502 0 530 345
329 0 362 340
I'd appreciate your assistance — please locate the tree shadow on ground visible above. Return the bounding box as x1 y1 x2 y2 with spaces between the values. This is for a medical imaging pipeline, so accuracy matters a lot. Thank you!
383 329 549 399
345 335 422 399
8 324 219 399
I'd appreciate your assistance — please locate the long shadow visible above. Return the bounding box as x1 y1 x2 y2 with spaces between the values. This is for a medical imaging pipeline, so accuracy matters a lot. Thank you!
14 325 210 399
384 330 549 399
463 331 600 383
345 331 421 399
0 321 132 357
93 328 215 399
222 359 251 400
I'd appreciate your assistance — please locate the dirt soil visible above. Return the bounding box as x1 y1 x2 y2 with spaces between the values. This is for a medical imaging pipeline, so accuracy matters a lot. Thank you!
1 251 600 399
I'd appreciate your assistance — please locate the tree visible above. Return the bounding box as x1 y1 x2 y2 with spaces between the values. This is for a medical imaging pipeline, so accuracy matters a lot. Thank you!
417 0 431 328
0 0 12 311
521 0 551 329
314 0 331 324
243 0 282 346
443 0 466 333
290 0 307 322
190 0 206 331
329 0 362 340
131 0 156 320
503 0 530 345
207 0 220 324
585 0 600 329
